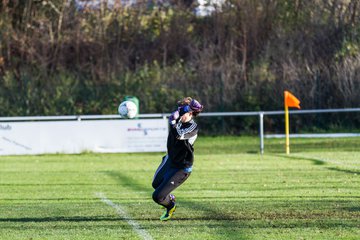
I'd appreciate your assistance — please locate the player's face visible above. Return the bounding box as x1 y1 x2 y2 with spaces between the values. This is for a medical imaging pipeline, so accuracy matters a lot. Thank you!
180 112 193 123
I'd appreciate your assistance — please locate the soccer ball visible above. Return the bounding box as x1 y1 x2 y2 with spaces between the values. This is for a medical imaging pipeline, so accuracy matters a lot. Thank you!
118 100 138 119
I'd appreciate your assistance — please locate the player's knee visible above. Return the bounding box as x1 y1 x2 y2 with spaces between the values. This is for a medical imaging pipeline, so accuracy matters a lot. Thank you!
152 191 163 204
152 191 159 203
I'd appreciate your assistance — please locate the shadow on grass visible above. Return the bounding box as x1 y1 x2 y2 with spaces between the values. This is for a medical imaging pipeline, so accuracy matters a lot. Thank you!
279 154 326 165
327 167 360 175
102 170 360 238
343 207 360 212
0 216 123 223
278 154 360 175
103 170 247 240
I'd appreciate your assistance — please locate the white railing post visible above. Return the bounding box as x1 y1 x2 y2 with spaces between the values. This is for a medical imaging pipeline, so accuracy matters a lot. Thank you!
259 112 264 155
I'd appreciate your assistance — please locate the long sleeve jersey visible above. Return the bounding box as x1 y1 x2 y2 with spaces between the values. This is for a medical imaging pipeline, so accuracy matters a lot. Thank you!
167 119 198 169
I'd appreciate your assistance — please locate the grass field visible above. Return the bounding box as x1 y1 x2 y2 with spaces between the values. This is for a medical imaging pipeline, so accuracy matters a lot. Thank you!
0 136 359 239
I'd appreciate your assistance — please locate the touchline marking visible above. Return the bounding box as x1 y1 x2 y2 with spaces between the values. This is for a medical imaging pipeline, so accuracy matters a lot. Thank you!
96 192 153 240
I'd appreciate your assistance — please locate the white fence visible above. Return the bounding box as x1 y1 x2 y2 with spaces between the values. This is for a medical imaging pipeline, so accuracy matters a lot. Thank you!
0 108 360 155
0 116 168 155
201 108 360 154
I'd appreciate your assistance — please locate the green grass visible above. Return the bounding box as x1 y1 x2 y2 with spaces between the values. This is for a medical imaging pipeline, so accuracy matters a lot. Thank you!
0 136 359 239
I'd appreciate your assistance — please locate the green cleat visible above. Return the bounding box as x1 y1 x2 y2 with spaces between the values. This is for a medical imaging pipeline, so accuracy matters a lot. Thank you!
160 203 176 221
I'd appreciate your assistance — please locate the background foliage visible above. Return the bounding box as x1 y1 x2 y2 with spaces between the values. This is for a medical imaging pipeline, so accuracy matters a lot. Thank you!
1 0 360 132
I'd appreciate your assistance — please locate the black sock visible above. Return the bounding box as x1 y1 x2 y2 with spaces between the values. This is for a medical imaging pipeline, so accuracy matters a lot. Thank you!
167 201 175 210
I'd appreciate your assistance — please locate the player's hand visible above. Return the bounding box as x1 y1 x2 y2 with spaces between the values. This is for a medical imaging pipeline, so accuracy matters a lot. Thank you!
169 110 180 126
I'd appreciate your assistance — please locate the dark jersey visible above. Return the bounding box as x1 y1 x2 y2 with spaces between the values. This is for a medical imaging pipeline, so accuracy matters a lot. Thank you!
167 119 198 168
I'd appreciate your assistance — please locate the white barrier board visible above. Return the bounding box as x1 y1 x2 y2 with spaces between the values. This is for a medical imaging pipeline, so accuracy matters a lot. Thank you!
0 119 168 155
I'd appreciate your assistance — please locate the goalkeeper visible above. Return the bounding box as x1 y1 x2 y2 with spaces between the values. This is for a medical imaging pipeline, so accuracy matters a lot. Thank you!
152 97 203 221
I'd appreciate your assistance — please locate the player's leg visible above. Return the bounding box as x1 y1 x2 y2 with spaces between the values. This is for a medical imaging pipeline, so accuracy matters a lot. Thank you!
152 155 171 189
152 169 191 220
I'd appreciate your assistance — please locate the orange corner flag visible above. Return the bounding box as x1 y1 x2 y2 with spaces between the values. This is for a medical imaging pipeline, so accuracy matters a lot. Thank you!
284 90 300 154
284 91 301 109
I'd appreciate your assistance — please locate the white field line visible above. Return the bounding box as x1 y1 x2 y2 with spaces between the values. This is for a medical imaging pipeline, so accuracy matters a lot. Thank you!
96 192 153 240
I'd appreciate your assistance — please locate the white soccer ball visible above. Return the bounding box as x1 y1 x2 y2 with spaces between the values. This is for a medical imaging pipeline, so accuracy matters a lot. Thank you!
118 100 138 119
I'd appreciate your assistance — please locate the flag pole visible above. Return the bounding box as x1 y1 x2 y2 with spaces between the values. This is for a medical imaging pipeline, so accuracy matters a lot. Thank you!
285 104 290 154
284 90 300 154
